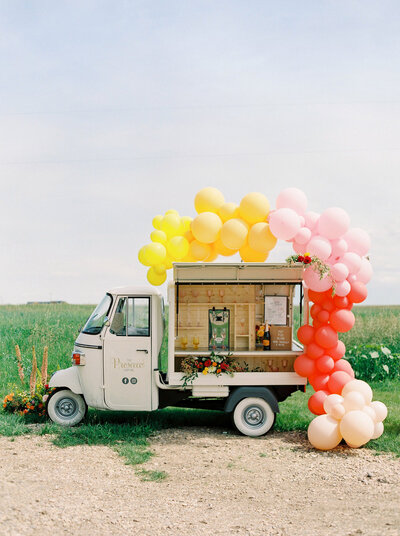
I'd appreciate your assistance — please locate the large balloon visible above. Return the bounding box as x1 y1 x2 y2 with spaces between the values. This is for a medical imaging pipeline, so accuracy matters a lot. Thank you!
194 187 225 214
294 354 316 377
239 243 268 262
308 414 342 450
297 324 315 345
344 228 371 256
167 236 190 260
218 202 239 222
191 212 222 244
327 371 352 394
308 390 329 415
329 309 355 332
318 207 350 240
239 192 270 224
307 236 332 261
276 187 308 216
303 266 332 292
348 281 368 303
220 218 249 250
147 267 167 286
160 213 182 238
340 410 374 448
269 208 301 240
314 326 338 349
342 379 373 405
356 258 373 284
189 240 211 261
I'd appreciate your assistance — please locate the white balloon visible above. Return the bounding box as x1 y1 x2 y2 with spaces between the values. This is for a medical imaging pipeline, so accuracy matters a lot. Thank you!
370 401 388 423
340 410 374 448
308 414 342 451
371 422 384 440
342 380 373 405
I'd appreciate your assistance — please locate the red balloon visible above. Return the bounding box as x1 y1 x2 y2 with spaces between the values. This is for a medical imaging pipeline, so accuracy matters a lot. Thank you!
294 354 316 377
348 281 368 303
312 319 324 329
327 371 352 394
314 326 339 349
326 340 346 361
309 373 330 392
318 310 330 323
310 303 322 319
306 342 325 360
297 324 315 345
308 390 329 415
346 301 354 310
321 298 335 312
307 289 331 304
316 355 335 374
333 295 350 309
330 309 355 332
333 359 355 378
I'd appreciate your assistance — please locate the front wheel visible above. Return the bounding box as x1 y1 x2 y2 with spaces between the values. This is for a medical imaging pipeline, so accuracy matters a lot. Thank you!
47 389 87 426
232 397 276 437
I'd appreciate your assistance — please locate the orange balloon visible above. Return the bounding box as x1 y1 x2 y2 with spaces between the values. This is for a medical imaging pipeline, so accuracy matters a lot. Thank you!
239 243 268 262
215 237 238 257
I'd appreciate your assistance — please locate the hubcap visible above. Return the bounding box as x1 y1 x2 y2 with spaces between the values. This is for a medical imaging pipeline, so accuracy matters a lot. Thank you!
243 405 265 427
56 397 78 419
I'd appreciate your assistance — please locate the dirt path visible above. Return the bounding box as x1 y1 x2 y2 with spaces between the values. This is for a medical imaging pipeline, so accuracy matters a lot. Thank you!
0 428 399 536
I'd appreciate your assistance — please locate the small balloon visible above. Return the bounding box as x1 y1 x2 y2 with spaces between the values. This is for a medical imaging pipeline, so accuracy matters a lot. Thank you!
342 379 373 405
147 267 167 286
220 218 249 250
194 187 225 214
308 414 342 450
269 208 301 240
239 192 270 224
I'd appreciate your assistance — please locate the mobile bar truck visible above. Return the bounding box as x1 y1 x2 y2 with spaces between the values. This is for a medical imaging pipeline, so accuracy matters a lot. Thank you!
47 262 306 437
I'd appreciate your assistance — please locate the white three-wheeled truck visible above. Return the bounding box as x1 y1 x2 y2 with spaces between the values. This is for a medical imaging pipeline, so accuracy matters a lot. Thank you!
47 263 307 437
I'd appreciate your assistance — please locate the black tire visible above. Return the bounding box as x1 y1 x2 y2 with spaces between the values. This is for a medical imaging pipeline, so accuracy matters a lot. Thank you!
47 389 87 426
232 397 276 437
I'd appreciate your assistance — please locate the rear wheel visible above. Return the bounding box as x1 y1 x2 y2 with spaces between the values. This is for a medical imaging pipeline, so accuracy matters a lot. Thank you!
232 397 276 437
47 389 87 426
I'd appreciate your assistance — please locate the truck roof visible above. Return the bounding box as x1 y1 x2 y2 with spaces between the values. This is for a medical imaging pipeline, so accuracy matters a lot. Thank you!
173 262 304 283
107 285 162 296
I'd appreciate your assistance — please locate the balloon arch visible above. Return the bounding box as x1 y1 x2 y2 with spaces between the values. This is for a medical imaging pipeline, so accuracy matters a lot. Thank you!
138 187 387 451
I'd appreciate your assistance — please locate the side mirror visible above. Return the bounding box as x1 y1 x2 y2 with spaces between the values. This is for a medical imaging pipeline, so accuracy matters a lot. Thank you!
104 316 110 327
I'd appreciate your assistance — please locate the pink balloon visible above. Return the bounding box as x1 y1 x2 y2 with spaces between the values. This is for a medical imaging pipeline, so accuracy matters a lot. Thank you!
344 228 371 256
347 274 357 283
304 211 320 230
335 280 351 297
276 187 308 216
342 252 362 274
318 207 351 240
330 238 348 260
330 263 349 282
307 236 332 261
299 216 305 226
293 241 307 254
294 227 312 245
357 258 373 284
269 208 301 240
303 265 333 292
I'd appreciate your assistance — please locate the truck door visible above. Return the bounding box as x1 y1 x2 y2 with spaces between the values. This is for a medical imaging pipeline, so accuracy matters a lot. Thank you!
103 296 152 411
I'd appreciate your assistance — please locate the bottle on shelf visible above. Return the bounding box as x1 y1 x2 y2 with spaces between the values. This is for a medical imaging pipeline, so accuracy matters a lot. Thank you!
262 323 271 351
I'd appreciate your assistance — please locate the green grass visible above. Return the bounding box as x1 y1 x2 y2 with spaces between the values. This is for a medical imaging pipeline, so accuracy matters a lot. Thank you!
0 303 399 462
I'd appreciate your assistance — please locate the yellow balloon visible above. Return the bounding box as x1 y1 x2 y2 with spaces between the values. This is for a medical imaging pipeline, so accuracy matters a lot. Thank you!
164 256 173 269
239 243 268 262
215 237 238 256
165 209 179 216
153 264 167 276
150 230 167 245
204 243 218 262
248 222 277 254
180 253 197 262
152 215 163 230
220 218 249 250
160 213 181 238
180 216 193 233
239 192 270 224
138 245 152 266
194 187 225 214
167 236 190 260
218 202 240 222
145 242 167 266
147 267 167 286
190 240 211 261
191 212 222 244
184 230 195 243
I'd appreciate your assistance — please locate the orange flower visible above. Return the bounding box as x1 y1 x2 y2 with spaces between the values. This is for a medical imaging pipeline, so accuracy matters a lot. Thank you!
212 362 217 367
217 368 221 374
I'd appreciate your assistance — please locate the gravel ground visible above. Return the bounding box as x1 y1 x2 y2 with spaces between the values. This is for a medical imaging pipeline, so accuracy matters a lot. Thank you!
0 429 399 536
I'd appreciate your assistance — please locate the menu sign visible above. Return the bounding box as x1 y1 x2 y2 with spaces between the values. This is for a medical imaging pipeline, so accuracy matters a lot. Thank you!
264 296 287 326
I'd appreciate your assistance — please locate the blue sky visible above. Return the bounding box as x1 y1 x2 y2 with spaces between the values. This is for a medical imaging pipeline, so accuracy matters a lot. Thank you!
0 1 399 304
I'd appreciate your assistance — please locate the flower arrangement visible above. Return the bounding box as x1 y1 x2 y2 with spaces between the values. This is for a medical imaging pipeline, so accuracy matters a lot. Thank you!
2 344 53 418
286 253 332 282
181 351 240 386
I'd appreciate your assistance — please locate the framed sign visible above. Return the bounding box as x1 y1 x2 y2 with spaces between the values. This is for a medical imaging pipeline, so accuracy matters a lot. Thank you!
264 296 287 326
208 309 230 350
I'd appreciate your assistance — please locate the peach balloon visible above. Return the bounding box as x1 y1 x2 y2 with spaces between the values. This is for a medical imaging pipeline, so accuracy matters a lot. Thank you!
371 422 384 440
340 410 374 448
331 404 346 420
370 401 388 422
343 391 366 412
342 379 373 405
308 415 342 450
323 394 344 415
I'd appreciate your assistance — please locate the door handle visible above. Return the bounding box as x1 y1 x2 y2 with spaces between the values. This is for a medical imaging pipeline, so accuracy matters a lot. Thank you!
137 349 148 354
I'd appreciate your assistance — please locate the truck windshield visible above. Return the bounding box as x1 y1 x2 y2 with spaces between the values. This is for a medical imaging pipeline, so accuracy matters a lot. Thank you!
82 294 113 335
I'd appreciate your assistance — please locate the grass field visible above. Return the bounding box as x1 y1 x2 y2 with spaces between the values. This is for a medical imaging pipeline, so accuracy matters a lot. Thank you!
0 303 399 463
